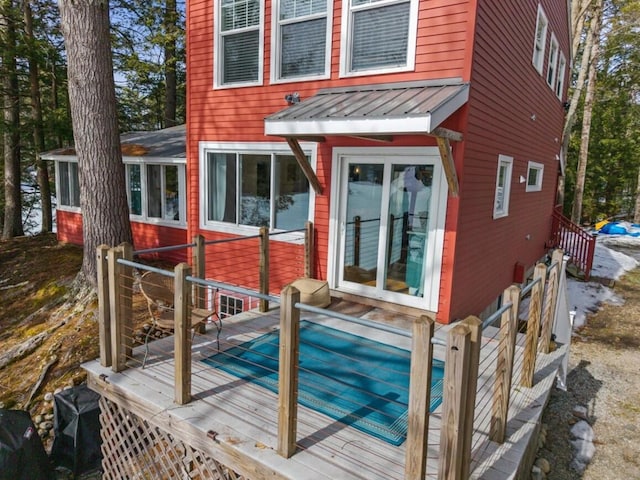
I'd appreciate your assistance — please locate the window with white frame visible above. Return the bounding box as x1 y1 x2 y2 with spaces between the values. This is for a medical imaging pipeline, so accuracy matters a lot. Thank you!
546 34 559 88
526 161 544 192
555 52 566 99
216 0 262 87
204 147 311 230
493 155 513 219
340 0 418 76
532 4 548 75
57 160 81 209
219 294 244 318
273 0 330 81
126 163 185 224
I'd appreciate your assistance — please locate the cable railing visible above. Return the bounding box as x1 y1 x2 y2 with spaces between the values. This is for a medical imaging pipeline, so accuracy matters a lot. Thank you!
95 240 567 480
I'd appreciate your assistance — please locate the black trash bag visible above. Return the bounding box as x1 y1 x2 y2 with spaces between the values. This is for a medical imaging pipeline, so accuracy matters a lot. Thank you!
50 385 102 476
0 409 53 480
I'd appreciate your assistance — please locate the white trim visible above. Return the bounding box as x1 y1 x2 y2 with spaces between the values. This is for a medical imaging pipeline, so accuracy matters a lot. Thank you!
198 141 317 242
555 52 567 100
54 159 81 211
327 146 447 312
532 4 548 75
493 154 513 219
525 161 544 192
339 0 418 78
546 33 559 89
269 0 333 83
213 0 265 89
125 162 188 228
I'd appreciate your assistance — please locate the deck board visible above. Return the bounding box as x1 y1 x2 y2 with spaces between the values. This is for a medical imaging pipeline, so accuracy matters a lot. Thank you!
85 303 565 479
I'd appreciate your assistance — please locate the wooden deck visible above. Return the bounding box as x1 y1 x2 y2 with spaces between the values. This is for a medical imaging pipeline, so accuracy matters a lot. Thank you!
84 299 565 480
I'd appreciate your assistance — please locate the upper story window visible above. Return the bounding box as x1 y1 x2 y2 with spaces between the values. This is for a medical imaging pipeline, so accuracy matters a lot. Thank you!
126 162 186 225
272 0 331 81
57 160 80 209
340 0 418 77
215 0 263 87
526 161 544 192
493 155 513 219
532 4 548 75
202 144 313 233
555 52 567 99
546 34 559 88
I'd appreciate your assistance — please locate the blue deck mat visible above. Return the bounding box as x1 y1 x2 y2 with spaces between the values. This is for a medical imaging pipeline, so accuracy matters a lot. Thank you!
202 321 444 446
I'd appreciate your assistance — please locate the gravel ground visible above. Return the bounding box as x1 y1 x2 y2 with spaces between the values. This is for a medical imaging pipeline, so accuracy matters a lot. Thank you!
534 262 640 479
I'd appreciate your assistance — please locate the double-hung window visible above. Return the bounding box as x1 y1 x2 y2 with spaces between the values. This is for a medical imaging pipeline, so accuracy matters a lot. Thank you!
273 0 331 81
532 4 548 75
493 155 513 219
340 0 418 76
526 161 544 192
126 162 185 224
216 0 263 87
546 34 559 88
203 144 312 232
555 52 566 99
57 161 80 209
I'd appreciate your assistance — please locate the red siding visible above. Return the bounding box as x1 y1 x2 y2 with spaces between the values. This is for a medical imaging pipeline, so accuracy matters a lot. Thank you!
54 209 188 264
56 210 84 245
185 0 569 323
448 0 570 320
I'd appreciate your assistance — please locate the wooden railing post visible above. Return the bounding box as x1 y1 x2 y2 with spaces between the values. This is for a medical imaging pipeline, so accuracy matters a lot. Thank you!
97 245 111 367
438 324 471 480
460 316 482 480
405 315 435 480
304 221 314 278
278 285 300 458
120 243 134 362
521 263 547 387
192 234 206 333
490 285 521 443
108 246 125 372
174 263 192 405
259 226 269 312
540 249 564 354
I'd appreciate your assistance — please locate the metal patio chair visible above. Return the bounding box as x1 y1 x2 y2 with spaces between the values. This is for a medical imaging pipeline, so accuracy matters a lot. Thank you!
139 270 220 368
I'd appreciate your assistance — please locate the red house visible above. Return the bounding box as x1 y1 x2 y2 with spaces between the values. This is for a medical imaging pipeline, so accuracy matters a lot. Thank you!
50 0 571 324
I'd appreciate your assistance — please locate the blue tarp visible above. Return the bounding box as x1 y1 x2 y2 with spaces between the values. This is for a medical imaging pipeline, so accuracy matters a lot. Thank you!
203 320 444 446
599 222 640 237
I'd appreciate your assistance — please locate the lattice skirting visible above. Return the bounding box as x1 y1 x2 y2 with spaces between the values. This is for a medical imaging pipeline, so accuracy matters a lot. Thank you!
99 397 247 480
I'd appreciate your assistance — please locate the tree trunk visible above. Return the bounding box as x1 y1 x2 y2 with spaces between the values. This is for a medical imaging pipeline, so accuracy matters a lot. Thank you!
24 1 53 233
163 0 178 128
571 0 603 224
634 167 640 224
1 0 23 240
563 1 597 145
59 0 132 285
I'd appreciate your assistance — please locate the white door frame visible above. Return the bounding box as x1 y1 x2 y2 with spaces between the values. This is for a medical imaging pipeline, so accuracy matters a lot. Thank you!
327 147 448 311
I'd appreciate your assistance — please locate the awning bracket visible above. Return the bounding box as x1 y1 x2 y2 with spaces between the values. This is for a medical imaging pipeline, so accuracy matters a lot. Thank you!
285 137 323 195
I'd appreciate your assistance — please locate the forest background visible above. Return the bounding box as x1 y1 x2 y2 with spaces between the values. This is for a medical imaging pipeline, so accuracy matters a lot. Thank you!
0 0 638 241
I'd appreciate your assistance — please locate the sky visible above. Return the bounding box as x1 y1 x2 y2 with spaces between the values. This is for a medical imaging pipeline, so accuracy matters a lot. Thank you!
567 234 639 328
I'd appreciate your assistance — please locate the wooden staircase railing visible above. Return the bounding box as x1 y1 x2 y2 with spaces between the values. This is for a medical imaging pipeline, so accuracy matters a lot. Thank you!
548 206 596 280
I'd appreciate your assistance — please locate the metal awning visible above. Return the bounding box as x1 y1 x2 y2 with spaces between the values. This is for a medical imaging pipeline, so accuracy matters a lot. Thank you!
265 80 469 197
265 80 469 137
